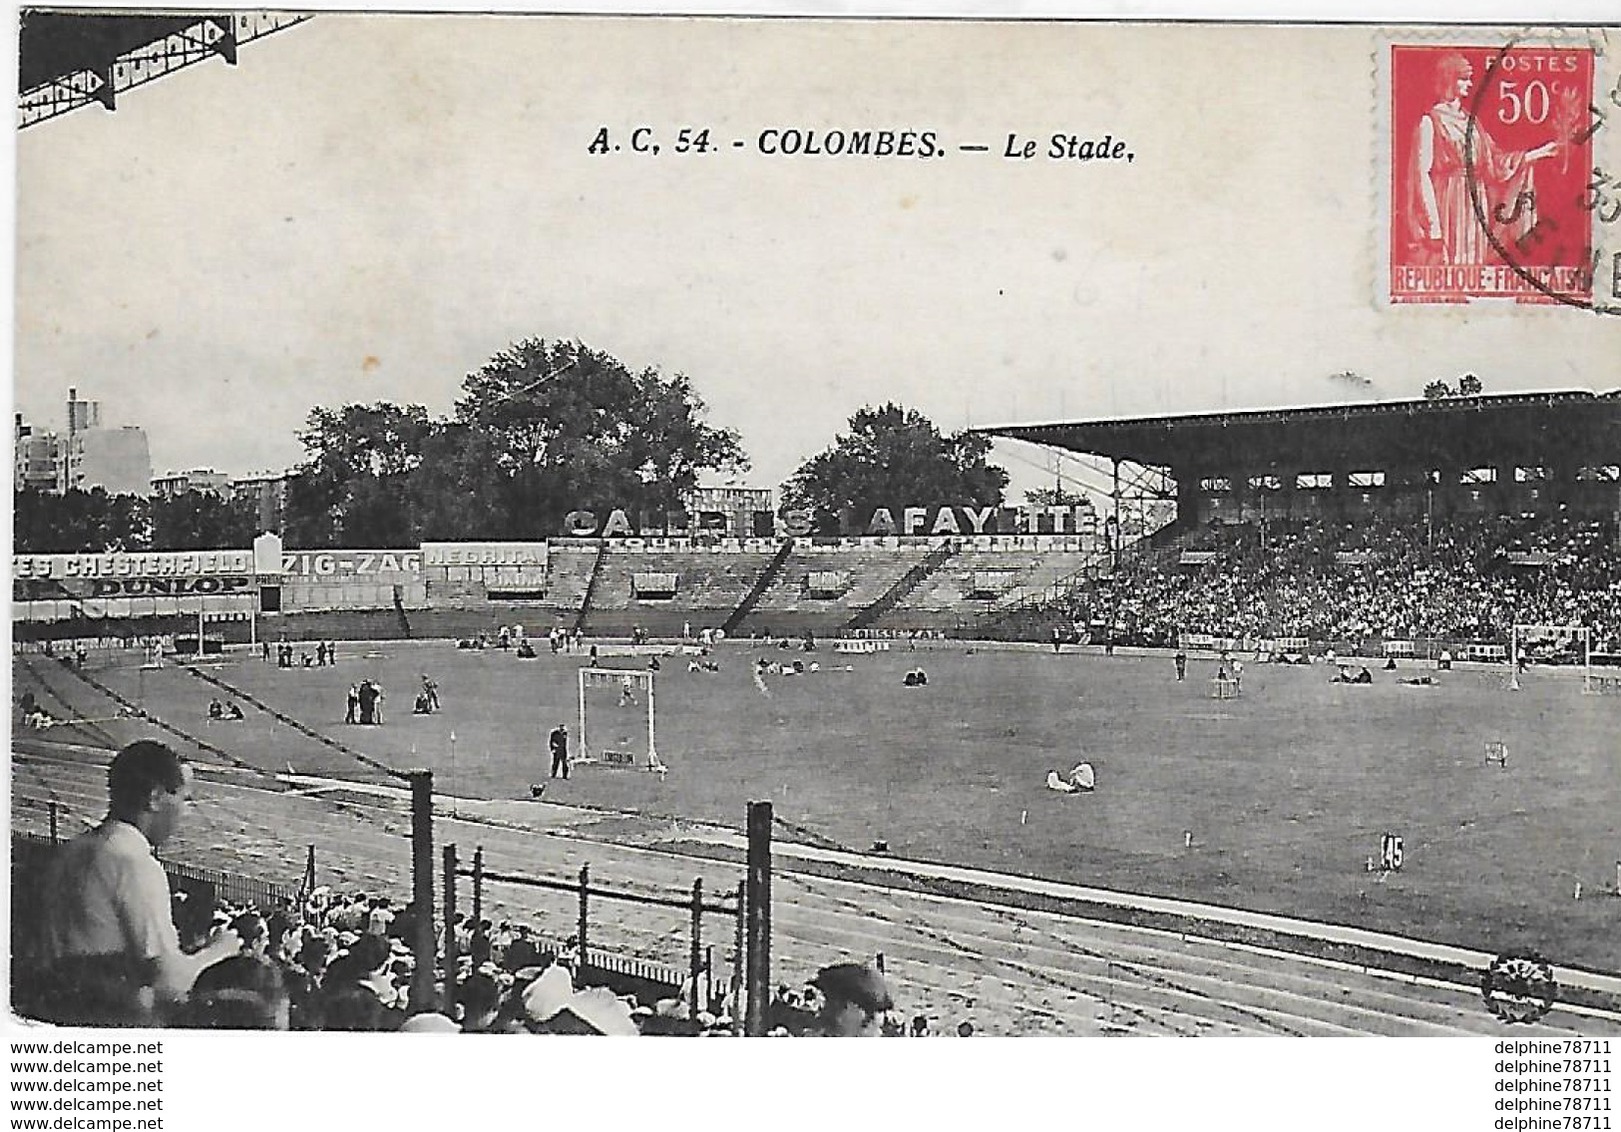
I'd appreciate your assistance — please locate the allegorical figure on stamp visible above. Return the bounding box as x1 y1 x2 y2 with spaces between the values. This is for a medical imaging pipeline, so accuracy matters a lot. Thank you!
1406 53 1558 266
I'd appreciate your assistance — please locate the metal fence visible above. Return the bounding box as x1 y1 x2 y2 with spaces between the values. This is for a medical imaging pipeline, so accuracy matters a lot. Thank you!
447 843 745 1033
14 830 300 911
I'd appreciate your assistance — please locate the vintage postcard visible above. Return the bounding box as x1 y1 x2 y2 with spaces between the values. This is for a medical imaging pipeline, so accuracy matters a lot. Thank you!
8 10 1621 1130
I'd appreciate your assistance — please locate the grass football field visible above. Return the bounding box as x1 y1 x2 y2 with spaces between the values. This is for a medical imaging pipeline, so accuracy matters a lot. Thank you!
51 640 1621 973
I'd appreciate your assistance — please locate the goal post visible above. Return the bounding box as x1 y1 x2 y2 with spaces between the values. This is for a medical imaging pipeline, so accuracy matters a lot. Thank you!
1509 624 1592 692
576 667 663 772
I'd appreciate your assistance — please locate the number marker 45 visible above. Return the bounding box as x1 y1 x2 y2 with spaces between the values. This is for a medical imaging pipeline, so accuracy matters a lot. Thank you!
1380 833 1405 872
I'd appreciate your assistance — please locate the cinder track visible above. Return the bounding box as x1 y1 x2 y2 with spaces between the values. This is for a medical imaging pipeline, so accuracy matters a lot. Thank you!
15 741 1620 1037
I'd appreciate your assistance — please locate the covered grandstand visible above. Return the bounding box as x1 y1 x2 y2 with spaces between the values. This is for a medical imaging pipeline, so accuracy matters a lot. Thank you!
980 391 1621 654
981 389 1621 534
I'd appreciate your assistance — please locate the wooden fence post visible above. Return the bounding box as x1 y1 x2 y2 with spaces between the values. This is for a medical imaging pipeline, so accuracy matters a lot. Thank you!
689 878 703 1022
578 863 590 963
442 843 458 1018
745 800 772 1037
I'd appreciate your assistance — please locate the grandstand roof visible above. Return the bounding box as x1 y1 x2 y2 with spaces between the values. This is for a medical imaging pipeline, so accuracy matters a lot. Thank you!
980 390 1621 470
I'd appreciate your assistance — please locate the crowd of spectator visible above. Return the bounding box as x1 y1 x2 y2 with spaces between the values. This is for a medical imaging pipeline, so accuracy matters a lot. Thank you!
18 738 949 1036
1066 513 1620 652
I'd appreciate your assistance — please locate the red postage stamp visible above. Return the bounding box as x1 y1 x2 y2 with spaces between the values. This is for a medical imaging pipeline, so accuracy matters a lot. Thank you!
1387 42 1595 306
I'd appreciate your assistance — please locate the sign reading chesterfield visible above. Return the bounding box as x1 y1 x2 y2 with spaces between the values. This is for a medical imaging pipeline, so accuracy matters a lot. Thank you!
12 552 256 602
14 550 254 578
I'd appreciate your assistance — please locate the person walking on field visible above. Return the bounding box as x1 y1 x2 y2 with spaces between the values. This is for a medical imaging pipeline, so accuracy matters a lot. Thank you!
549 724 570 780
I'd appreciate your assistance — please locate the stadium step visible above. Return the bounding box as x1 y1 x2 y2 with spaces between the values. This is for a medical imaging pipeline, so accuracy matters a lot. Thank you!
721 537 794 636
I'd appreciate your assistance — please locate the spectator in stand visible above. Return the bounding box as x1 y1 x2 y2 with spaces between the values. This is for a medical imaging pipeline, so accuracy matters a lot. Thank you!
176 955 292 1030
231 911 268 958
805 962 895 1037
458 971 503 1033
503 924 540 972
35 740 242 1024
469 920 494 967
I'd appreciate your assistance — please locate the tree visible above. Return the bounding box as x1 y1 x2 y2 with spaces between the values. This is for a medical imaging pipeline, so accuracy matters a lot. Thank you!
453 339 747 538
282 402 435 547
281 341 747 545
1425 374 1484 400
13 487 150 554
780 403 1009 531
1024 485 1094 510
148 490 261 550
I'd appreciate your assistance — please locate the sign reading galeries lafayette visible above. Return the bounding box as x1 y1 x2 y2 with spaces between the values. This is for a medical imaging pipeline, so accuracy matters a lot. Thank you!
13 550 253 580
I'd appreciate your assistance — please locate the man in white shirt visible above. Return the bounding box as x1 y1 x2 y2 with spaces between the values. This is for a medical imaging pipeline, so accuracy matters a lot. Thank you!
36 740 241 1023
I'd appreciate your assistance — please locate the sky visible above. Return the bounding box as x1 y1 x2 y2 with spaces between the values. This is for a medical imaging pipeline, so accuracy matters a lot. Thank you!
13 14 1621 503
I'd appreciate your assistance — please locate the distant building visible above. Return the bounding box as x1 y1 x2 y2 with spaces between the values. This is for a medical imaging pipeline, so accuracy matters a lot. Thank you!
14 415 61 492
685 484 775 538
152 468 230 498
65 386 101 437
228 470 289 533
64 426 151 496
16 388 153 496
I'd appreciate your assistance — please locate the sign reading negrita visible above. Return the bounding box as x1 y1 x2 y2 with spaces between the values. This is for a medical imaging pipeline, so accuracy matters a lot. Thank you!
1387 43 1595 305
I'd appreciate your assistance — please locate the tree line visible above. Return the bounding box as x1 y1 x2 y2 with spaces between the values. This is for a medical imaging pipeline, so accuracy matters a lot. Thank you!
17 337 1013 553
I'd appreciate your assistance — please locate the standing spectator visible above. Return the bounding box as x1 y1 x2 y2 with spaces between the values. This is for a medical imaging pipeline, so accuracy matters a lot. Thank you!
421 673 440 712
345 684 360 725
36 740 242 1022
549 723 570 780
1174 650 1187 681
357 680 383 725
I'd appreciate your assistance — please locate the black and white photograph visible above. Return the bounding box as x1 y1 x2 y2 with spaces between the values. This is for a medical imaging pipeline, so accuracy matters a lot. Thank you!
6 4 1620 1127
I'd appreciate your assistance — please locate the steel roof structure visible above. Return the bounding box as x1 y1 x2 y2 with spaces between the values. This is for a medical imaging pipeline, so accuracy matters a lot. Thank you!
18 10 309 127
980 390 1621 472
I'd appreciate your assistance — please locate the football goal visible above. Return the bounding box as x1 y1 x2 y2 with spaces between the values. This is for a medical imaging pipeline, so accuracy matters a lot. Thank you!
576 667 666 774
1508 624 1594 692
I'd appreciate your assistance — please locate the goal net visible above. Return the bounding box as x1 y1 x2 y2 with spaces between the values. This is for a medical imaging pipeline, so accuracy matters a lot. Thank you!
576 667 665 774
1509 624 1593 692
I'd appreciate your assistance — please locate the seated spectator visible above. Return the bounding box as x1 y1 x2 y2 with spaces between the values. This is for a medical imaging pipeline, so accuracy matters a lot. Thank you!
207 699 224 720
458 971 503 1033
317 980 400 1032
806 962 894 1037
521 964 639 1035
230 912 268 958
176 955 291 1030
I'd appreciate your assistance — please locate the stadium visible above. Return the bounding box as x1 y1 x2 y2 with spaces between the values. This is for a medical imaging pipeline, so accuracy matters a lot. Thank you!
14 384 1621 1037
11 13 1621 1053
